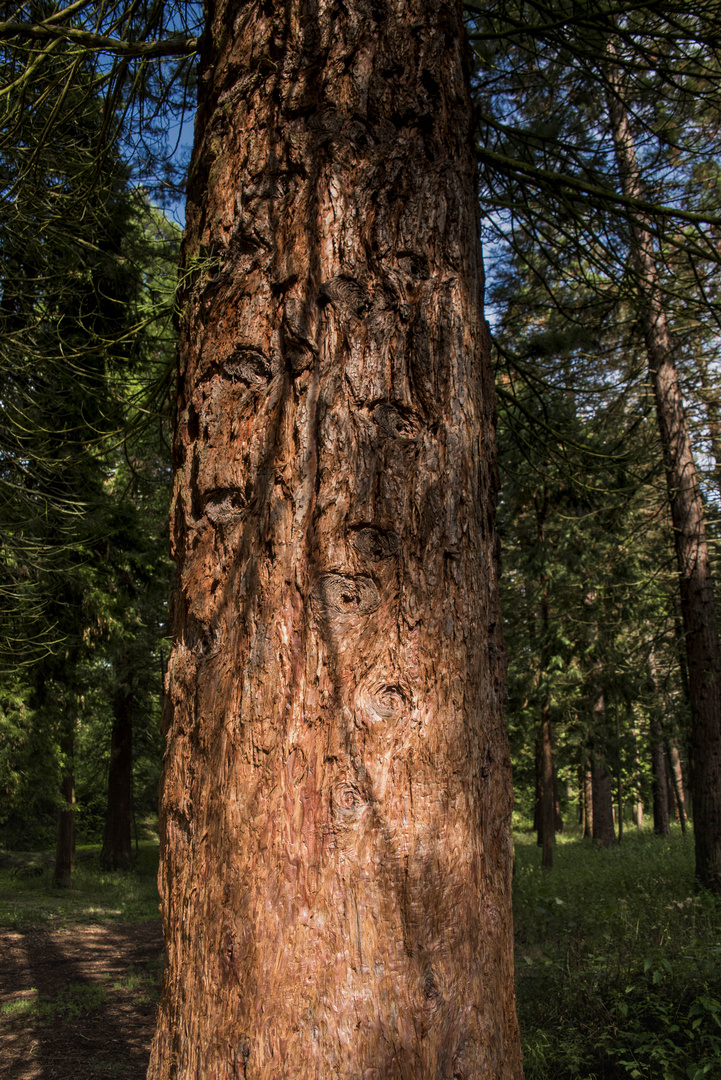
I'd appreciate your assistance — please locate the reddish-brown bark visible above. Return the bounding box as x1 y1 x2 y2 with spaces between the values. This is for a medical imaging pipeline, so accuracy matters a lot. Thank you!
149 1 522 1077
607 58 721 889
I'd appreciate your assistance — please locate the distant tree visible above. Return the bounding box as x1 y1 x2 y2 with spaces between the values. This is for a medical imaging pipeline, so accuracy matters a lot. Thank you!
473 0 721 887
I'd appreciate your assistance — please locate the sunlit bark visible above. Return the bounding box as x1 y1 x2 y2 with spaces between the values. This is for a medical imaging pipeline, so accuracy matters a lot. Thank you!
149 1 522 1076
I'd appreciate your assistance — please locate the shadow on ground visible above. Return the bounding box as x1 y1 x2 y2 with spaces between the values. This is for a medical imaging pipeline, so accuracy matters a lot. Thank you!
0 920 163 1080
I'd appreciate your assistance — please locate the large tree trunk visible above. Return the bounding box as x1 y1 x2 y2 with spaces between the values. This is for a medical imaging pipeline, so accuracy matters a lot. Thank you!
606 58 721 890
101 653 133 870
149 2 522 1078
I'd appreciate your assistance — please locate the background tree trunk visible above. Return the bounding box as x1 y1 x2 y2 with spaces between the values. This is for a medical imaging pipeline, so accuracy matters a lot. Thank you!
631 713 644 830
540 701 555 867
591 688 615 846
149 1 522 1077
667 739 687 831
651 716 671 837
54 725 75 888
101 653 133 870
583 762 594 838
616 705 623 844
606 53 721 890
591 755 615 847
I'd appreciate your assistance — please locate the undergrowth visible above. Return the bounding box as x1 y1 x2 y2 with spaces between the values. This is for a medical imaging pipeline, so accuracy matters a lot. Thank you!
3 821 720 1080
514 824 721 1080
0 841 160 927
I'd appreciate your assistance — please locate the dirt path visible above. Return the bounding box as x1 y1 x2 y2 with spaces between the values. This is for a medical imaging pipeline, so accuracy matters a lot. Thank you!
0 921 163 1079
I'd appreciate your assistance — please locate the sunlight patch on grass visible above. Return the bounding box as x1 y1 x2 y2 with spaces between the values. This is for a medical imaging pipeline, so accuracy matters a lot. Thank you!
0 983 106 1021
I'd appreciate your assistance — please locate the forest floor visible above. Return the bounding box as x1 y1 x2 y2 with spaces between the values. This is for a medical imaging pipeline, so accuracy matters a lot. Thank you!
1 826 719 1080
0 919 162 1079
0 842 163 1080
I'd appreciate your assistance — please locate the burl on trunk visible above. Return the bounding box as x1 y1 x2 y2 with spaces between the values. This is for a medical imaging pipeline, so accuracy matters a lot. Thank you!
149 1 522 1077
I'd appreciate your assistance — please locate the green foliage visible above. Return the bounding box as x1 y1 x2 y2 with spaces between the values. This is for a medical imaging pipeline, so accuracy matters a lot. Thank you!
514 828 721 1079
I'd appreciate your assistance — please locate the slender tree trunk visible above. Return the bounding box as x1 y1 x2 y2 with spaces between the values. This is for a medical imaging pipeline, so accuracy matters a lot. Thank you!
54 725 75 888
631 713 644 830
648 649 670 837
534 732 541 840
535 485 554 867
651 717 671 836
616 704 623 844
666 766 677 825
101 653 133 870
149 3 522 1077
540 699 554 868
591 688 615 846
667 739 687 832
591 755 615 846
673 597 691 708
607 59 721 889
553 763 563 834
583 762 594 838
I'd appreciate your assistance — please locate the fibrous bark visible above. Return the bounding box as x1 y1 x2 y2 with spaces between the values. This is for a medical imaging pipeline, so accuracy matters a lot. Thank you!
149 1 521 1077
607 55 721 890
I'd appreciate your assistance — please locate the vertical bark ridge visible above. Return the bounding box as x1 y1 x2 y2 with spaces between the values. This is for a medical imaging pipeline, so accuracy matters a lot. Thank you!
150 1 521 1077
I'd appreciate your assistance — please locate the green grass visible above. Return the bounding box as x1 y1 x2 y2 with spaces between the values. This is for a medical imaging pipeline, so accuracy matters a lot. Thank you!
111 960 163 1003
0 841 160 928
0 982 107 1020
514 823 721 1080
